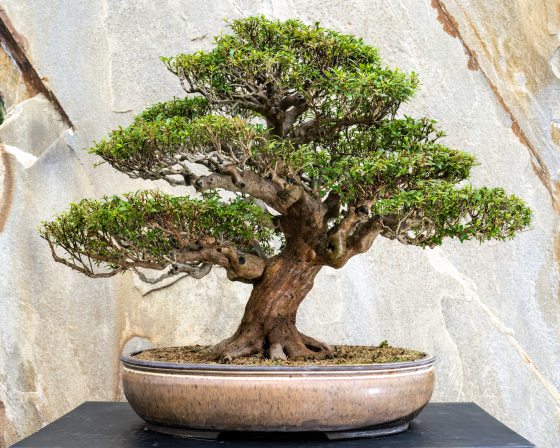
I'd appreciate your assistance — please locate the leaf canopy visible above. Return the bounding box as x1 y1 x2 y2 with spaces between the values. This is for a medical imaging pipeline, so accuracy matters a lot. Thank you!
42 16 532 282
164 17 416 111
374 183 532 247
163 16 417 137
263 117 478 202
91 98 266 181
40 191 274 274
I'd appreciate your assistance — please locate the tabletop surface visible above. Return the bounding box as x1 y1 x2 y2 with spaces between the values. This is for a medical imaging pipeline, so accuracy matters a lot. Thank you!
12 402 535 448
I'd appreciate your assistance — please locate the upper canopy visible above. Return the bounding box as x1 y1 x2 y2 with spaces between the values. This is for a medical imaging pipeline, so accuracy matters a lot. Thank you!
163 16 417 139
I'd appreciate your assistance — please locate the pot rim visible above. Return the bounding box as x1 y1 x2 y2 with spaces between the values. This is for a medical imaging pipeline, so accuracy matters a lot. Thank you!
121 349 435 373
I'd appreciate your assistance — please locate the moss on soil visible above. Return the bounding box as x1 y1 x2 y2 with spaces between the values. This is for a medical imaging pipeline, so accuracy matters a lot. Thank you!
132 343 426 366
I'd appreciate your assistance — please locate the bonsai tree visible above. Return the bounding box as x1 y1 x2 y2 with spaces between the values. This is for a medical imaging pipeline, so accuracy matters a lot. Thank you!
40 17 531 362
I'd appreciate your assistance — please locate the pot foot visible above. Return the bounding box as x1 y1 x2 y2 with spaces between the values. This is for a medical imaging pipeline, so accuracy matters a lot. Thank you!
145 423 220 439
325 422 409 440
145 421 410 441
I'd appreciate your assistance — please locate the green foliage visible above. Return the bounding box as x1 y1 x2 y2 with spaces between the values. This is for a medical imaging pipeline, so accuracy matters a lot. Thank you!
91 108 267 176
372 183 532 246
163 16 417 118
39 191 275 270
92 96 220 163
42 15 532 277
135 96 210 123
164 16 381 90
261 117 476 201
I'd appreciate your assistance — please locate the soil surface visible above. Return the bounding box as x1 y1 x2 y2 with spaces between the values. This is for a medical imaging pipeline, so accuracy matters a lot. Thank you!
132 343 426 365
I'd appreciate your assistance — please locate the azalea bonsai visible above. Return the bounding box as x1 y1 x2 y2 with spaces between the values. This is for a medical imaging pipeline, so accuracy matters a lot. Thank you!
40 17 531 363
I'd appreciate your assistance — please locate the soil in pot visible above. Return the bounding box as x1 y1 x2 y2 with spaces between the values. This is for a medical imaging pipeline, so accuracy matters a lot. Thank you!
132 343 425 366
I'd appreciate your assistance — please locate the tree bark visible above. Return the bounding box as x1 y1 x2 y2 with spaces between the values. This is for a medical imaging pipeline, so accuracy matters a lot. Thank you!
205 247 333 361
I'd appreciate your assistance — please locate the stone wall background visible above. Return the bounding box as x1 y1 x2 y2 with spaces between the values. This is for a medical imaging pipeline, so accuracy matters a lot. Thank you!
0 1 559 446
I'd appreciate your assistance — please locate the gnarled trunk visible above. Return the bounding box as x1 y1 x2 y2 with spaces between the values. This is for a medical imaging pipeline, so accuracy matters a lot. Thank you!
206 248 332 362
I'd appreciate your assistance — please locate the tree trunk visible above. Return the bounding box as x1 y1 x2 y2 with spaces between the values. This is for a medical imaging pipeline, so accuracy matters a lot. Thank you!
205 248 333 362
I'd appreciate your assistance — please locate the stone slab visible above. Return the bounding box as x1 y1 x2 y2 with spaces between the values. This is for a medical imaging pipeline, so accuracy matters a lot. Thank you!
11 402 534 448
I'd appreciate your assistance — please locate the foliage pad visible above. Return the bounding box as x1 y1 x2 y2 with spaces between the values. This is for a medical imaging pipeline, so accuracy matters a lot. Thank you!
40 192 274 275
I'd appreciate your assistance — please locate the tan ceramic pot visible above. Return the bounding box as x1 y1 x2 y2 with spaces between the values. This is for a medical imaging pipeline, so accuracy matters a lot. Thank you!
121 352 435 440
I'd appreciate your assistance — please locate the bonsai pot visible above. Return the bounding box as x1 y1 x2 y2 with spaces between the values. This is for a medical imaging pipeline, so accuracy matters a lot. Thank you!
121 351 435 440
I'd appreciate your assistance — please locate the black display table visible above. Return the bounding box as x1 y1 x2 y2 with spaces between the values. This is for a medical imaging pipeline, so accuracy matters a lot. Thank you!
12 402 534 447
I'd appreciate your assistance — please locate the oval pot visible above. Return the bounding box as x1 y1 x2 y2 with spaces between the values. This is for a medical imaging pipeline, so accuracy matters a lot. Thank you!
121 351 435 439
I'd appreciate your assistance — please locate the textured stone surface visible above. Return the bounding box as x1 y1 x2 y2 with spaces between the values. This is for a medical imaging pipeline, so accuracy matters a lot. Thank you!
0 41 30 110
0 1 558 447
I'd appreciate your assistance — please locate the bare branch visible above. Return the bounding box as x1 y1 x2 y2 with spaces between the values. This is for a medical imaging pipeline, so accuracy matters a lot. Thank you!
323 191 341 223
47 240 124 278
133 262 212 284
379 213 437 247
289 114 386 144
172 242 266 283
194 169 303 214
325 207 357 260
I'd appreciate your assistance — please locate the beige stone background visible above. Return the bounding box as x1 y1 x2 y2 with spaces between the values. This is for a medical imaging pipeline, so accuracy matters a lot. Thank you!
0 0 559 446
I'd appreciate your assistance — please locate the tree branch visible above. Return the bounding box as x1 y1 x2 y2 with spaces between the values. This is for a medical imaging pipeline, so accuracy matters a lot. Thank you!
172 241 266 283
378 213 437 247
325 207 358 260
289 114 385 144
133 262 212 284
318 198 374 263
46 240 125 278
193 168 303 214
323 191 341 223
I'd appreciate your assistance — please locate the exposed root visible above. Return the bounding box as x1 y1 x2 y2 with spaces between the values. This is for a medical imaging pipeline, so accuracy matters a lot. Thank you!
298 331 335 355
269 342 287 360
203 321 333 363
202 331 263 363
268 320 334 360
